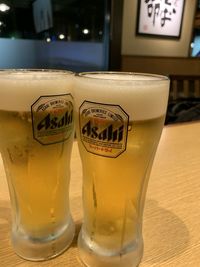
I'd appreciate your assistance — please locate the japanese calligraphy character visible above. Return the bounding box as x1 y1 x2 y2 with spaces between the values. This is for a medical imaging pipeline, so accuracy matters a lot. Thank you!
146 2 153 18
165 0 172 5
144 0 155 17
144 0 155 3
144 0 160 26
161 8 171 27
153 3 160 26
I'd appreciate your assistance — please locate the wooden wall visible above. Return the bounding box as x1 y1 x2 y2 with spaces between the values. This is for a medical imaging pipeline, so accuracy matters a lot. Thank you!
121 56 200 76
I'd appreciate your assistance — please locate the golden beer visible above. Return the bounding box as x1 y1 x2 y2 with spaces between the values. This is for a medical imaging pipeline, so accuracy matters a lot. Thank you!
0 70 75 261
74 72 169 267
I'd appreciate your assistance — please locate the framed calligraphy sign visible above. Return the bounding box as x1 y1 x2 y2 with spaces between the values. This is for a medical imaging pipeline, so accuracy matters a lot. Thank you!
136 0 185 38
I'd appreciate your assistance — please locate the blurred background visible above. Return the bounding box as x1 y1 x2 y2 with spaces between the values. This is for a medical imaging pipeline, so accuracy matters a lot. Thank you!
0 0 198 73
0 0 111 71
0 0 200 123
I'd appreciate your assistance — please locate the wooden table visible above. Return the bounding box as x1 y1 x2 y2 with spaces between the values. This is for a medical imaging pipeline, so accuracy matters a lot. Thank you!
1 122 200 267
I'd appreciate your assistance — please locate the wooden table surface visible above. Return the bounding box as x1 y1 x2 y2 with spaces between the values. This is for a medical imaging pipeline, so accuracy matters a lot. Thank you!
1 122 200 267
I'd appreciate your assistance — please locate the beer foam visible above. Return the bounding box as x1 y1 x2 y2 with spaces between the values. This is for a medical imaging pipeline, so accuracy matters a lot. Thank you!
74 72 169 120
0 70 74 111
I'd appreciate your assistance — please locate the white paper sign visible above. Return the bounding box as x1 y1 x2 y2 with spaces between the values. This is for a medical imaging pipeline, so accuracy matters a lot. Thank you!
137 0 185 38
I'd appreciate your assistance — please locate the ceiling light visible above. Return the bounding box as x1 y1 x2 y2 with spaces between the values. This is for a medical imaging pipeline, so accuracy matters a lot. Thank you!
59 34 65 40
0 3 10 12
82 29 89 35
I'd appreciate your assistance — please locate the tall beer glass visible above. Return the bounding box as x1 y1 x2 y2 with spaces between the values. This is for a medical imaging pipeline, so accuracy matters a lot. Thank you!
74 72 169 267
0 70 75 261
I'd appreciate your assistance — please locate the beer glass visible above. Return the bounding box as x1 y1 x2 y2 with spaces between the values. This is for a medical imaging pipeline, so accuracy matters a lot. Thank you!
0 70 75 261
74 72 169 267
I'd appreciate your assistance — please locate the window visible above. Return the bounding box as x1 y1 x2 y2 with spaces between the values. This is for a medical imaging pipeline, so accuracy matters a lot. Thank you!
0 0 105 42
0 0 109 71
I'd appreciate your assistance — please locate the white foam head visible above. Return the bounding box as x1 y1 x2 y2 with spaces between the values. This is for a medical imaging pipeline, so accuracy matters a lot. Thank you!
74 72 169 120
0 70 74 111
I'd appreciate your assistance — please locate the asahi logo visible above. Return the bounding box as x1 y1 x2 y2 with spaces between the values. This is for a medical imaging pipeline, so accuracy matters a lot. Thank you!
31 94 74 145
82 121 124 142
79 101 129 158
37 111 73 131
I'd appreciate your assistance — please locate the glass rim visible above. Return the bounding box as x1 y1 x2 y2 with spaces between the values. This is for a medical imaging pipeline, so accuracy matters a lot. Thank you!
0 69 74 76
76 71 169 81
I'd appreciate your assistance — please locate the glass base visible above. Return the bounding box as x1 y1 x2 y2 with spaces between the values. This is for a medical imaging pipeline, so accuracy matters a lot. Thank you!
78 229 143 267
11 216 75 261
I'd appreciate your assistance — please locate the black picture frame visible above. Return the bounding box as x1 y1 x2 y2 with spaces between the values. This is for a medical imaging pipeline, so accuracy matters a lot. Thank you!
136 0 185 39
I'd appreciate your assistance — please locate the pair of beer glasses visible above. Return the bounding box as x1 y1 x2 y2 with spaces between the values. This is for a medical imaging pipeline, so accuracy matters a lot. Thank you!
0 70 169 267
